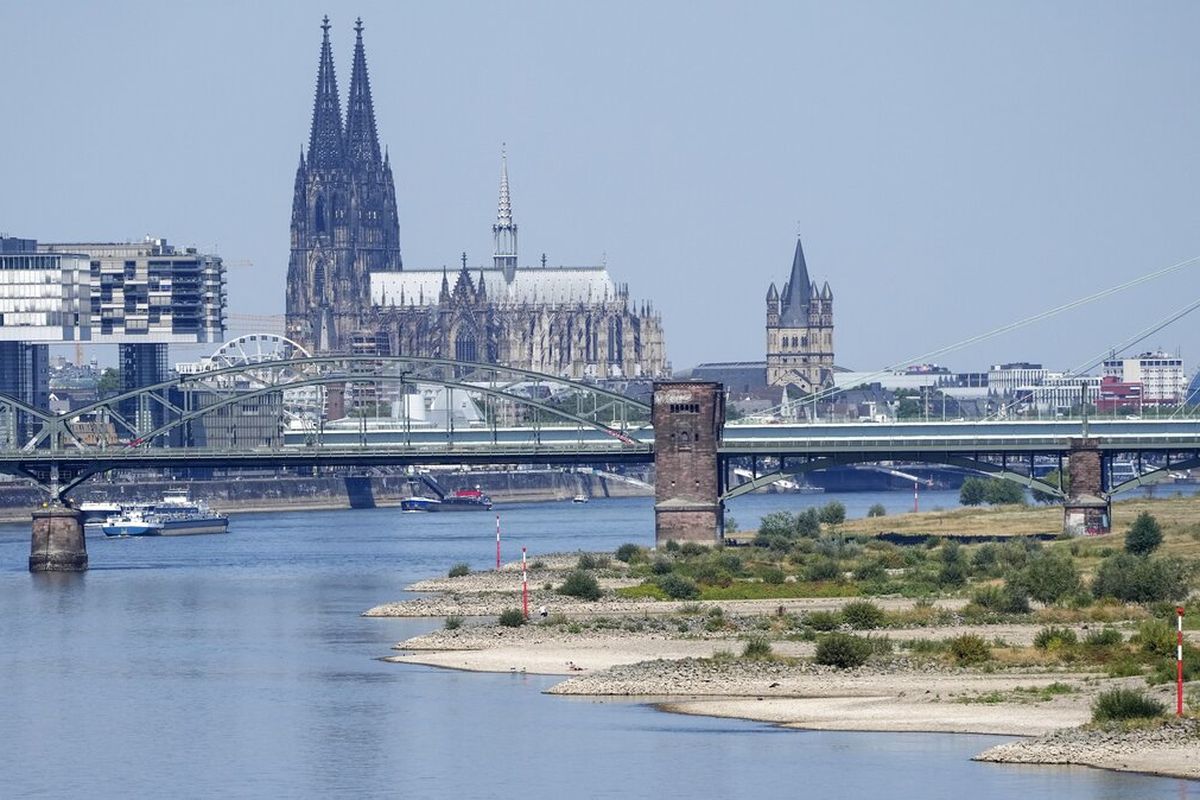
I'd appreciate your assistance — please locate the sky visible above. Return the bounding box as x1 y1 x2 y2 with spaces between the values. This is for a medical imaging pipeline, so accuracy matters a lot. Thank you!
3 1 1199 373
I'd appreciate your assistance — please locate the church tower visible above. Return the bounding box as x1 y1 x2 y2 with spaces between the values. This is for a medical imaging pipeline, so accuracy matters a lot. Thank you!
492 149 518 283
286 17 401 353
766 235 834 394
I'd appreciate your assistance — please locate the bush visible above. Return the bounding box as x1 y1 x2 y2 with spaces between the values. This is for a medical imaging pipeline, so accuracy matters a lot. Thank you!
1033 626 1078 650
1125 512 1163 556
760 566 786 585
971 583 1031 614
1019 554 1081 606
577 552 610 570
818 501 847 527
448 563 471 578
498 608 525 627
805 610 841 631
1085 627 1123 647
615 543 642 563
657 573 701 600
741 636 773 659
853 559 888 582
948 633 990 665
983 479 1026 505
444 615 464 630
867 503 887 518
559 570 603 601
1091 688 1165 723
1092 554 1191 603
841 600 886 630
805 557 841 582
651 557 674 575
814 633 872 668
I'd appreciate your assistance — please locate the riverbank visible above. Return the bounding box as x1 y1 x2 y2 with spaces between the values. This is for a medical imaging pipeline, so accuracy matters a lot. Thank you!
372 549 1199 781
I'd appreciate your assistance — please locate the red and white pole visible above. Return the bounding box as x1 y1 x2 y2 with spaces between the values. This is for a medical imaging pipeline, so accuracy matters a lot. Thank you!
495 514 501 571
1178 606 1186 717
521 547 529 620
913 480 919 513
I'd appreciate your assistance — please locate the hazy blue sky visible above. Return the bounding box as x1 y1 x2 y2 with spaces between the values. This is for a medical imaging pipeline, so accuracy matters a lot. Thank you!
3 1 1198 373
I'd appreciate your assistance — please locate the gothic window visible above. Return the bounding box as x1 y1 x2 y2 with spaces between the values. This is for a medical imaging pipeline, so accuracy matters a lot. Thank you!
607 318 623 363
801 335 807 347
315 196 327 232
312 261 326 301
455 329 477 362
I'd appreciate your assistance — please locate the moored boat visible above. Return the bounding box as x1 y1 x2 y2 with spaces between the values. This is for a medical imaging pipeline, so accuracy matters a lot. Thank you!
401 488 492 512
100 492 228 536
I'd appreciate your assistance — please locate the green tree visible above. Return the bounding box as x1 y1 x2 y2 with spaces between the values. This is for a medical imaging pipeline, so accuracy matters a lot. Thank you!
1092 553 1191 603
896 397 922 420
818 501 846 527
959 478 987 506
1031 469 1069 504
97 367 122 399
795 508 821 537
982 479 1025 505
866 503 887 518
1124 512 1163 556
1018 554 1080 606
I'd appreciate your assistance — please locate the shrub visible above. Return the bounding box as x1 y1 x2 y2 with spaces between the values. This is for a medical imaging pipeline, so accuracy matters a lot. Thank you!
559 570 603 601
867 503 887 518
679 542 707 557
853 559 888 582
818 501 847 527
498 608 525 627
741 636 773 659
805 557 841 582
795 508 822 537
1033 626 1078 651
1019 554 1081 606
805 610 841 631
651 557 674 575
1125 512 1163 556
577 552 610 570
1092 554 1191 603
615 543 642 563
664 539 680 552
758 511 798 540
657 573 701 600
1091 688 1165 723
530 560 546 570
760 566 786 585
971 583 1031 614
948 634 991 665
841 600 886 630
448 563 471 578
1084 627 1123 647
444 615 464 630
814 633 872 668
983 479 1026 505
960 478 987 506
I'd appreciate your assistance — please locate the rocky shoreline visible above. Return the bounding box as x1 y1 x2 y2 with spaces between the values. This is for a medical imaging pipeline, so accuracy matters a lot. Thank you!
370 553 1198 781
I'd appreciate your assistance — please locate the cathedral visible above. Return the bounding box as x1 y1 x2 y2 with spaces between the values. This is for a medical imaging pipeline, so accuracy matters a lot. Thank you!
285 18 669 380
765 236 834 394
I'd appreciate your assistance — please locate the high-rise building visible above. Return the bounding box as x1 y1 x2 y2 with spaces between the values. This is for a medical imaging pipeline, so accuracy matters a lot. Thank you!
1102 351 1185 405
284 18 669 379
765 236 834 394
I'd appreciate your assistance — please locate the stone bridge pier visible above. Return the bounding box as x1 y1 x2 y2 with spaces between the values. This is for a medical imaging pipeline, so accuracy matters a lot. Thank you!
29 504 88 572
652 381 725 547
1063 437 1110 536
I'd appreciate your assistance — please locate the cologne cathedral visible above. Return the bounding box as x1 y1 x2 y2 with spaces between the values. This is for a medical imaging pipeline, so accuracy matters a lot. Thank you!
285 18 668 380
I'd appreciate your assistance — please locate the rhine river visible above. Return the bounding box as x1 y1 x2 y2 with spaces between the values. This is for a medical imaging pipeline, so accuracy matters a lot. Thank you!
0 490 1195 799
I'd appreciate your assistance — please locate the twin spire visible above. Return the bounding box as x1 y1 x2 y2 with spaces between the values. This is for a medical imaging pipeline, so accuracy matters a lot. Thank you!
307 16 381 170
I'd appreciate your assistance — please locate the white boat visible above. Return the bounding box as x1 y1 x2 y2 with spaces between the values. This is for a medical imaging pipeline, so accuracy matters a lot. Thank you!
572 494 589 504
100 492 228 536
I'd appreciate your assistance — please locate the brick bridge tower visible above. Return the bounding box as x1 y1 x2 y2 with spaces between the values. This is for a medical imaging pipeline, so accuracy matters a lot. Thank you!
653 382 725 546
1063 438 1110 535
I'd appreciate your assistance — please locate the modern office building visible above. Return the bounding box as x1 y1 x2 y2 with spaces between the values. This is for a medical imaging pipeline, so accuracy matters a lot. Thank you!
0 235 225 439
1101 351 1184 405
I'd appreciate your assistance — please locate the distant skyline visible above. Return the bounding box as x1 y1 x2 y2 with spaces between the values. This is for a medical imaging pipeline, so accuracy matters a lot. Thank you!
3 1 1198 373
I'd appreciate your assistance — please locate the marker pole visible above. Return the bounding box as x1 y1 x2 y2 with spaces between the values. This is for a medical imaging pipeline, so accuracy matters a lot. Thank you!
1178 606 1186 717
495 514 501 571
522 547 529 620
913 480 919 513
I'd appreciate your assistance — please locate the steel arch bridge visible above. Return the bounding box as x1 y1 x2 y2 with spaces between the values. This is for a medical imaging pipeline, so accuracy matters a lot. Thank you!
0 355 653 499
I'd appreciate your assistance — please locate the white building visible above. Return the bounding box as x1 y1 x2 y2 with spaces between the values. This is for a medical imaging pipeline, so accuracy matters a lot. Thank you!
1102 351 1184 405
988 363 1047 396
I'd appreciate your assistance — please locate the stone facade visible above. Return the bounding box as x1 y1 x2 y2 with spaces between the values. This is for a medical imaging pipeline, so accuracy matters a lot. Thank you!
29 506 87 572
766 236 834 395
284 19 668 380
653 382 725 546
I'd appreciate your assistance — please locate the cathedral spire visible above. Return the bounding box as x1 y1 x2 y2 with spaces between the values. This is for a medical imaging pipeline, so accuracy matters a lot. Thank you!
779 235 811 327
493 146 519 283
307 16 345 170
345 17 382 168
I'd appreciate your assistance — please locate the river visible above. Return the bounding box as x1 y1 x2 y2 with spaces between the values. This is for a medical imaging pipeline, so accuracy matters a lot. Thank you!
0 490 1195 798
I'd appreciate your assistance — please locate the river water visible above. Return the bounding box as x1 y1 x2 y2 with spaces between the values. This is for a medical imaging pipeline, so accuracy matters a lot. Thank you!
0 490 1195 799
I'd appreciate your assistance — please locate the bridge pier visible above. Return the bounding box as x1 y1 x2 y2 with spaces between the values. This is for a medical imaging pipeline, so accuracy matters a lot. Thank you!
653 381 725 547
1063 438 1110 536
29 505 87 572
